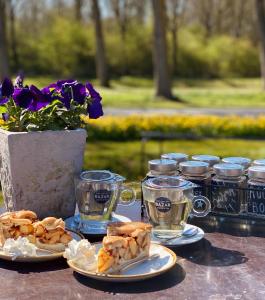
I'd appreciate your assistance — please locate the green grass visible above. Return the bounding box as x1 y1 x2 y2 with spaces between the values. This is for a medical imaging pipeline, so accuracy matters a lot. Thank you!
2 138 265 206
24 76 265 109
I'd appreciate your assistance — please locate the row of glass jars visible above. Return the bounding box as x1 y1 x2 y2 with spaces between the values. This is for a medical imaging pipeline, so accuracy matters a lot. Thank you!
145 153 265 218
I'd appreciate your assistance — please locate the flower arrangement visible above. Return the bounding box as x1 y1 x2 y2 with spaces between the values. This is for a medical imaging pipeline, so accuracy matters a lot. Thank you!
0 76 103 132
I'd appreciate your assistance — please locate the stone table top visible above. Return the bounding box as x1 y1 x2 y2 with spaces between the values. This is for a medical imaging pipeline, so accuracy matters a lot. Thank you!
0 202 265 300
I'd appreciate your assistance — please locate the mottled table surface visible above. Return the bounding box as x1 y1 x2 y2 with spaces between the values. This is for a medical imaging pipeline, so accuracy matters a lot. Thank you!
0 203 265 300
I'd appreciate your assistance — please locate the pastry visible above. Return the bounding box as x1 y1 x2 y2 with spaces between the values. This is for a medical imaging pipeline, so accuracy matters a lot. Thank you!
0 210 37 246
0 211 72 252
35 217 72 252
98 222 152 273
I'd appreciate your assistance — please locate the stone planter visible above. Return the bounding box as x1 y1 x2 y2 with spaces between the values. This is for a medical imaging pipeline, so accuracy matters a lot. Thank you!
0 128 87 219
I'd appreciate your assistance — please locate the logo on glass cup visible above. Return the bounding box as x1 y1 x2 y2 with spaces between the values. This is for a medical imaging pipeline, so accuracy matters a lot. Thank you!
155 197 171 213
94 190 112 204
193 196 207 212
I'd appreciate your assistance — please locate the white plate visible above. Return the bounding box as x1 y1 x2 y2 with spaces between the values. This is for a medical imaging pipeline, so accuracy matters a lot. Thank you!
0 230 83 262
67 243 177 282
151 224 204 247
65 213 131 235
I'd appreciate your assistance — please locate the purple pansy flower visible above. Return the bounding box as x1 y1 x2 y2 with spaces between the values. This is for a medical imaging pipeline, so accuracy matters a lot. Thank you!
58 80 87 109
86 82 103 119
13 88 33 109
13 86 51 111
29 85 52 111
0 78 14 104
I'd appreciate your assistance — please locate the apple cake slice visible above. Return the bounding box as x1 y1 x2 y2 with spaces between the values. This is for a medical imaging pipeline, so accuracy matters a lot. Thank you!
97 222 152 273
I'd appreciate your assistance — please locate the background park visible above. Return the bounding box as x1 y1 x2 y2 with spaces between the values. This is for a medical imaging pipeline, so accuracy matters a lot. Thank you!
1 0 265 190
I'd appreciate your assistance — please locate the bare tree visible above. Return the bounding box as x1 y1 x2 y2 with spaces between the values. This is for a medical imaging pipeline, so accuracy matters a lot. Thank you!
0 0 9 78
152 0 174 99
255 0 265 90
91 0 109 87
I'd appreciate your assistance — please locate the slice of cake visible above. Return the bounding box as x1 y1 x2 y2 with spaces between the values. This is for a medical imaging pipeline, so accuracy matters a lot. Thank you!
97 222 152 273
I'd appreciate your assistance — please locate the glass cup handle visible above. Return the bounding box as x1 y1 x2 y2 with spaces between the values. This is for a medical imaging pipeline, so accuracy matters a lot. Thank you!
190 195 211 217
119 186 136 206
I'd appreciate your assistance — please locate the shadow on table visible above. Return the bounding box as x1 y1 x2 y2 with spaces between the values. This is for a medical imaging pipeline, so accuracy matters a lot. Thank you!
74 263 185 294
0 257 68 273
175 238 248 267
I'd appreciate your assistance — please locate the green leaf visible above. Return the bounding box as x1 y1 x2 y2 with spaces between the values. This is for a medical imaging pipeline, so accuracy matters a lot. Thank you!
0 106 7 114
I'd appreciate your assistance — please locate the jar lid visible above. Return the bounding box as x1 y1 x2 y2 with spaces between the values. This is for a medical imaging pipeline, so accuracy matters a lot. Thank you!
148 159 177 173
144 176 191 189
213 163 244 177
192 155 220 167
161 153 188 164
80 170 114 181
248 166 265 180
222 157 251 169
252 159 265 166
179 160 209 175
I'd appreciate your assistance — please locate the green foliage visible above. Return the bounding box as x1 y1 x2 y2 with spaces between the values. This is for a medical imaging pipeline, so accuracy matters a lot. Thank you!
11 18 260 79
1 98 87 132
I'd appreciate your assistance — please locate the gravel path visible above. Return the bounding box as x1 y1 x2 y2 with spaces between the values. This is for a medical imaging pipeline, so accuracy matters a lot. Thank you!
104 107 265 116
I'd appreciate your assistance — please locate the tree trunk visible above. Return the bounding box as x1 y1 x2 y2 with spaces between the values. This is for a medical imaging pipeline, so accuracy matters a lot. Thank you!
171 26 178 76
255 0 265 90
152 0 174 100
91 0 109 87
75 0 83 22
0 0 9 78
9 1 19 71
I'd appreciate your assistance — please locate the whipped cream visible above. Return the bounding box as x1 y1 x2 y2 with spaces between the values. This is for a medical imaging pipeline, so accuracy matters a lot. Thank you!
3 237 37 260
63 239 97 272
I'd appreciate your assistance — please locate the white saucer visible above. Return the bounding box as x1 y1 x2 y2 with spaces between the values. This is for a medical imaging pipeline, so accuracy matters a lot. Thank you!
151 224 204 247
65 213 131 235
67 243 177 282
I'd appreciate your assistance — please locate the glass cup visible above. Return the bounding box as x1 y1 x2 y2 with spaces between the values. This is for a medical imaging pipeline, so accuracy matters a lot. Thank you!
75 170 136 231
142 176 211 239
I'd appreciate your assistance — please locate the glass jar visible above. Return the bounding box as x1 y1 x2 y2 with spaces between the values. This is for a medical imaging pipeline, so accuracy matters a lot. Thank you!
247 166 265 217
161 153 188 171
192 155 220 174
179 160 211 198
141 159 178 217
222 157 251 174
147 159 178 178
252 159 265 167
211 163 246 215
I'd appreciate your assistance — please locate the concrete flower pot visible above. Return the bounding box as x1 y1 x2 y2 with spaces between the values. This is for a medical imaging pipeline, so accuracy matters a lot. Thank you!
0 128 87 219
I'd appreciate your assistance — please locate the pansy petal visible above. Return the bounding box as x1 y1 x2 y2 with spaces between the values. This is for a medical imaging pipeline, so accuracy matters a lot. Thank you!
2 113 9 121
0 97 8 105
57 79 76 88
86 82 102 102
1 78 14 97
29 85 52 111
87 98 104 119
13 88 33 108
72 83 86 104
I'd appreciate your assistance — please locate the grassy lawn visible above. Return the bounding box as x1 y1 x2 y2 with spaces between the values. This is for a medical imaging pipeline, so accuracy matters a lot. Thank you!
24 76 265 109
1 138 265 206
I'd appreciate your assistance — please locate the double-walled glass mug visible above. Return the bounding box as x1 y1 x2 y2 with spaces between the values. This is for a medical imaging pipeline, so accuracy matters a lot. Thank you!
75 170 136 230
142 176 211 239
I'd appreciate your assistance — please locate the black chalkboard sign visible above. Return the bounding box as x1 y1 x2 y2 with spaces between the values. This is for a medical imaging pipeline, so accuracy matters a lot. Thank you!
247 184 265 215
210 181 242 214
